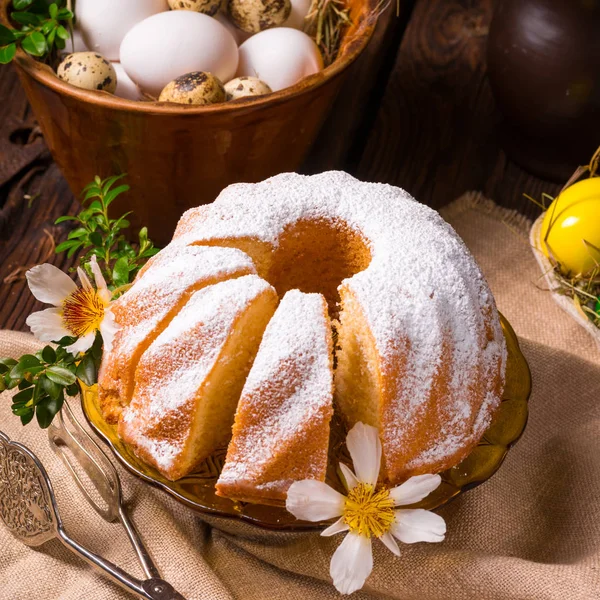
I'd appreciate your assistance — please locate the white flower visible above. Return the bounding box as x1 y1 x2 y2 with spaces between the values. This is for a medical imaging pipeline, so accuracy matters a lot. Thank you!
25 256 119 355
286 422 446 595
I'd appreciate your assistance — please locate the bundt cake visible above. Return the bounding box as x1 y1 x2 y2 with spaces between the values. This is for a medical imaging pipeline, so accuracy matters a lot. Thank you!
216 290 334 504
99 171 507 491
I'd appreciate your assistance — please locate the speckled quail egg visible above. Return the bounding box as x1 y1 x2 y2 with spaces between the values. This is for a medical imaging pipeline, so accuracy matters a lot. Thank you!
57 52 117 93
159 71 226 105
227 0 291 33
168 0 223 16
225 76 272 100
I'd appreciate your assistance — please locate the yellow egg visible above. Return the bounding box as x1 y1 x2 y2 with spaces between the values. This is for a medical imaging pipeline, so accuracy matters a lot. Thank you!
540 177 600 276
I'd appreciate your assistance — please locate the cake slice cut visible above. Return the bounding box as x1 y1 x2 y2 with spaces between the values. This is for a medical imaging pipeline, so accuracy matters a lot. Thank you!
118 274 278 481
98 245 256 423
216 289 334 504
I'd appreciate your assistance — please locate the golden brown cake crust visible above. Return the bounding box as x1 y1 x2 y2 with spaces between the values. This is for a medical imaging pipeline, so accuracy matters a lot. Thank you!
118 275 278 481
98 245 255 424
216 290 334 503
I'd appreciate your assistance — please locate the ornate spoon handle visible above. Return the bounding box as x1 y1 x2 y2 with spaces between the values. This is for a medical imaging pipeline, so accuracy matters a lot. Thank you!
57 525 186 600
0 431 186 600
48 401 162 579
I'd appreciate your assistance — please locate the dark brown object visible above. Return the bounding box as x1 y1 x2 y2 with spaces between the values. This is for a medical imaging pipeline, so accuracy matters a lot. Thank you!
1 0 378 244
487 0 600 181
356 0 562 212
0 0 562 335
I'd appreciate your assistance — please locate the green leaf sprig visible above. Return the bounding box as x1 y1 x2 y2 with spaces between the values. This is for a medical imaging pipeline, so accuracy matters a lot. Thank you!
55 175 159 293
0 173 160 428
0 0 73 65
0 334 101 428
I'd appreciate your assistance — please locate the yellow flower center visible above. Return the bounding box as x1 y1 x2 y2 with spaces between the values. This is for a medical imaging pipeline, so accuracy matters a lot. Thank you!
343 482 395 538
62 287 106 337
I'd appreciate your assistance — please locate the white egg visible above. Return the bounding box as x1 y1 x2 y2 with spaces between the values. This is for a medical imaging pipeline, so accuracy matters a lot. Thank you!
237 28 322 92
76 0 169 61
214 10 251 46
282 0 312 30
112 62 143 101
120 11 239 98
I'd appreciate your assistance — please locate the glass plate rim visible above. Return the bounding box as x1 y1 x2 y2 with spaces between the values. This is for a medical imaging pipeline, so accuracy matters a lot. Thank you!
81 312 531 531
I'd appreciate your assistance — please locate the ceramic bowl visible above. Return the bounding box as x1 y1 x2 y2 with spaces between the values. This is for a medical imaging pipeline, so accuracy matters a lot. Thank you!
1 0 378 244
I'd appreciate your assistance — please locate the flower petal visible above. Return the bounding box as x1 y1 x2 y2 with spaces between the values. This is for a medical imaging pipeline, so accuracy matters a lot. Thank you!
379 531 401 557
339 463 359 491
346 422 381 486
389 474 442 507
77 266 92 291
330 532 373 595
390 509 446 544
286 480 345 522
90 255 111 304
26 307 70 342
66 332 95 355
26 264 77 306
321 517 350 537
100 309 120 354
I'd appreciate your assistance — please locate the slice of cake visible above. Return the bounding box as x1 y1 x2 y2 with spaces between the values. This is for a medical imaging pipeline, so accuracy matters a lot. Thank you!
118 275 278 481
216 289 334 505
98 245 256 423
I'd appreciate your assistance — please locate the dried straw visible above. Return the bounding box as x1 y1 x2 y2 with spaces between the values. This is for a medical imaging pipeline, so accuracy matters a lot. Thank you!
304 0 352 66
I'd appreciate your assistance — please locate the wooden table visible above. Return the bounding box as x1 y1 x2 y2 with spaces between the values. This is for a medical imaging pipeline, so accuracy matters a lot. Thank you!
0 0 562 332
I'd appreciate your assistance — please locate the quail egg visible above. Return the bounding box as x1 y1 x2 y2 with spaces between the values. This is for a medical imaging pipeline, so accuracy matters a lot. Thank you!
225 76 272 100
227 0 291 33
57 52 117 93
168 0 223 16
159 71 226 105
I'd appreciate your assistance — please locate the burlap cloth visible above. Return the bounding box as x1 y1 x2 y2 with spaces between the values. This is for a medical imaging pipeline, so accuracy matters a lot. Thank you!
2 194 600 600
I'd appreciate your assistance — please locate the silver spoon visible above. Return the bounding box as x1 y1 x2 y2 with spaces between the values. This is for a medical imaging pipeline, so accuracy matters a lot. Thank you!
0 430 186 600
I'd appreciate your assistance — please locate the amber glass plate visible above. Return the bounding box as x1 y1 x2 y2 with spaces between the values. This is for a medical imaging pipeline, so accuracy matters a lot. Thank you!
81 314 531 531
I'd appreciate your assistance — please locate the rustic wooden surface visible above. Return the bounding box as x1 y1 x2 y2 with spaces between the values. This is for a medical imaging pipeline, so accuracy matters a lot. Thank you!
0 0 562 332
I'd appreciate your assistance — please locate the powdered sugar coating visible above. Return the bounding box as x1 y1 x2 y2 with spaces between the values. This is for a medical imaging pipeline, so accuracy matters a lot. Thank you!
110 244 255 360
98 244 256 420
175 171 507 476
120 275 274 474
217 290 333 496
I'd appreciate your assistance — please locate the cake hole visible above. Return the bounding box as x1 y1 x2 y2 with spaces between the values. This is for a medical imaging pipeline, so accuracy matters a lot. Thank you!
266 219 372 316
187 220 372 317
